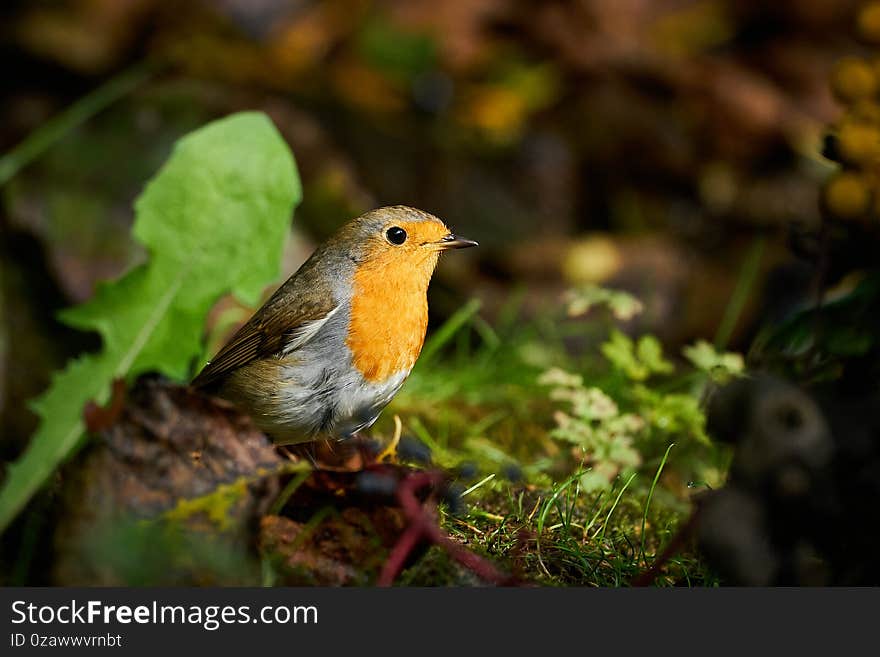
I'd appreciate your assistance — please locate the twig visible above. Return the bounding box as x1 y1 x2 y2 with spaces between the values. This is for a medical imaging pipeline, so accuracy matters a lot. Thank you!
377 471 515 586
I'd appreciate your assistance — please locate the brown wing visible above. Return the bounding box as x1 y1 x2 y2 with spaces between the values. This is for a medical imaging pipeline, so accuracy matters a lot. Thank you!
191 285 337 389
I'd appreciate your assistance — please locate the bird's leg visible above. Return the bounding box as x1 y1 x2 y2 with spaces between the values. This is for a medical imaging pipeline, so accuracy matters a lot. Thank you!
308 438 362 470
300 442 320 469
277 445 299 462
279 441 325 470
375 415 403 464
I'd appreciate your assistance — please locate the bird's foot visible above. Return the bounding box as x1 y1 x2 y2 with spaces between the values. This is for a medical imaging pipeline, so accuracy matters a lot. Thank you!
375 415 402 464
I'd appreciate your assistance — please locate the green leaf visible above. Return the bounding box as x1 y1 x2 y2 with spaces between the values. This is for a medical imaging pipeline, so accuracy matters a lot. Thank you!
565 284 644 321
537 367 583 388
682 339 744 382
634 385 710 445
601 330 673 380
0 112 301 533
636 335 674 376
601 330 647 380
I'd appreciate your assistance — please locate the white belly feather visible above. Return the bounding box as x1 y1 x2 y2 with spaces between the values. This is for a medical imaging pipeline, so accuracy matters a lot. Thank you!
222 301 410 444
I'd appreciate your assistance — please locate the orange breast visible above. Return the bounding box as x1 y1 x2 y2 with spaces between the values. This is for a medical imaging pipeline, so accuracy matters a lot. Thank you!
346 257 432 382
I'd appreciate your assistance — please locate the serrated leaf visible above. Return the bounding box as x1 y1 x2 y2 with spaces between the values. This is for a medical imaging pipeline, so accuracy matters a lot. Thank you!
635 385 710 446
636 335 674 376
565 284 644 321
601 330 675 380
537 367 583 388
601 330 643 379
0 112 301 533
682 339 744 382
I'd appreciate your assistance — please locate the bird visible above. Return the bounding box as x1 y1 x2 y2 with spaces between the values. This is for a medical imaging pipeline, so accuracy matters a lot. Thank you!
192 205 478 445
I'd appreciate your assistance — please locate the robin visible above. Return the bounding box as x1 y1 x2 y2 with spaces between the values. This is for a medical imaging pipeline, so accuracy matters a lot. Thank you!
192 205 478 444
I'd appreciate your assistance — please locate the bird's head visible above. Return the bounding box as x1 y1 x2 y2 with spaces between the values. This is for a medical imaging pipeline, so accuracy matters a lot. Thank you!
335 206 477 280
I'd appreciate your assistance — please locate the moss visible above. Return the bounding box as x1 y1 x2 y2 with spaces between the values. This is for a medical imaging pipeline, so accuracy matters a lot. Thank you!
163 477 251 532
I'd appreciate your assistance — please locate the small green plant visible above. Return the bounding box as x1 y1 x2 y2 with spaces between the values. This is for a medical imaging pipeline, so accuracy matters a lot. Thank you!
0 112 301 533
683 339 745 383
538 288 743 492
601 329 675 381
538 368 642 491
564 284 644 321
376 284 733 584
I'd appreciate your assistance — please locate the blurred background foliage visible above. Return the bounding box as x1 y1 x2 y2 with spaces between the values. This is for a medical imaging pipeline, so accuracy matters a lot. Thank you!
2 0 880 586
2 0 860 436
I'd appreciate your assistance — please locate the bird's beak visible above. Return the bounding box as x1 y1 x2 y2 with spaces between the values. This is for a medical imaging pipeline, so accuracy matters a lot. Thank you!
432 233 479 250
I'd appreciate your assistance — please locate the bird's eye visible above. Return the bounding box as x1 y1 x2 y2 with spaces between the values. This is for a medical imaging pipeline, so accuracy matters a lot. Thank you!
386 226 407 245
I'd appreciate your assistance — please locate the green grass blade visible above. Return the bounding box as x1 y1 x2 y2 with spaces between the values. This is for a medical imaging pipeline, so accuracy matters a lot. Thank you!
269 470 312 516
418 298 481 363
536 471 583 575
640 443 674 562
598 472 637 541
461 473 496 497
714 238 766 350
0 62 154 186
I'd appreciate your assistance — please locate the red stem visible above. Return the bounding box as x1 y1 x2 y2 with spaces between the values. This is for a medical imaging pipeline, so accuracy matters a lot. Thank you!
377 470 514 586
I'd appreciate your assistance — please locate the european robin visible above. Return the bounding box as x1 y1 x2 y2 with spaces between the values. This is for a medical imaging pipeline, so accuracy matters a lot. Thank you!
192 205 478 444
